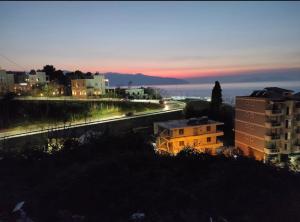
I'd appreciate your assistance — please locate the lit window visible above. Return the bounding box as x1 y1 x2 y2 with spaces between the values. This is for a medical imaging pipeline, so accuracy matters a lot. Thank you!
206 126 211 131
179 141 185 146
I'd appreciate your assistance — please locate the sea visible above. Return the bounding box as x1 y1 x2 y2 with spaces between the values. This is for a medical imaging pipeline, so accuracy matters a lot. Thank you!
149 81 300 105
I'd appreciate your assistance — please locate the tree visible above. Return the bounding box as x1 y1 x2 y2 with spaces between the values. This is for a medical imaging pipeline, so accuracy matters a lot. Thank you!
29 69 36 74
41 84 57 97
43 65 56 81
210 81 222 117
54 70 66 85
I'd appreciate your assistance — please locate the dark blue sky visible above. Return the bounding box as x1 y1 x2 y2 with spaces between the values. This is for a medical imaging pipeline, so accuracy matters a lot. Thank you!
1 1 300 78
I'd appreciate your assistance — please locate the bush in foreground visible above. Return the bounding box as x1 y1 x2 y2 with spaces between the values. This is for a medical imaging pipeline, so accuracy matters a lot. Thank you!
0 133 300 222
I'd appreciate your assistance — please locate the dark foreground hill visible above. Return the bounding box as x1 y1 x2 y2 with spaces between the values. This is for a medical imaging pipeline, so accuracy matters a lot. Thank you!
1 132 300 222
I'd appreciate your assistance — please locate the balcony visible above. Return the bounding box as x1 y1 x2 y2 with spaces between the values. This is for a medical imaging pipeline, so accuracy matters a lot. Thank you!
293 144 300 154
296 104 300 112
264 148 279 155
265 109 282 116
264 141 280 154
265 121 282 128
264 133 281 141
295 116 300 124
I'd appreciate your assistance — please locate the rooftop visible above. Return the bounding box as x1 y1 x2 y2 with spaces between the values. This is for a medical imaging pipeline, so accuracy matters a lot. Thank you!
155 117 223 129
238 87 297 100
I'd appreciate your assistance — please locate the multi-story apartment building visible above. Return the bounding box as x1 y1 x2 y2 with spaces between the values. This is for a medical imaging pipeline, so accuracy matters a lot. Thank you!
0 68 14 95
154 117 224 155
235 87 300 162
71 74 107 97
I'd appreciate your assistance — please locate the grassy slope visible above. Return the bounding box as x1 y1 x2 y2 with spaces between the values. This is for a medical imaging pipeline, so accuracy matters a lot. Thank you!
0 100 162 131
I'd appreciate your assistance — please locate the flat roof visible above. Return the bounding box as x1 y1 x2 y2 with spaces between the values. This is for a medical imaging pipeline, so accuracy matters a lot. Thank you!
155 117 223 130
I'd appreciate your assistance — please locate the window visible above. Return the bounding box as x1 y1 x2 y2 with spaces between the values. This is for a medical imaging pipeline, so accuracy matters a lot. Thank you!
285 120 288 128
193 128 198 135
286 107 290 115
284 144 288 150
179 129 184 135
206 126 211 132
285 133 288 140
207 137 211 143
179 141 185 146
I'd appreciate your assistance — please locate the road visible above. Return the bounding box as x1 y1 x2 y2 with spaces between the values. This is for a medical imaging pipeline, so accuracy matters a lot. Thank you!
0 100 185 141
14 96 161 104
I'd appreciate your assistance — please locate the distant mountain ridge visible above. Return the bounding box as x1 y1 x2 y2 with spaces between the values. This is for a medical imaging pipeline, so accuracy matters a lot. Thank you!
104 72 188 86
186 68 300 84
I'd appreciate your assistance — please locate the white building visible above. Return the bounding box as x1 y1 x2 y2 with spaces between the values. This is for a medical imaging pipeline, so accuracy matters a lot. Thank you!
28 71 48 86
0 68 14 95
125 88 144 98
71 74 107 97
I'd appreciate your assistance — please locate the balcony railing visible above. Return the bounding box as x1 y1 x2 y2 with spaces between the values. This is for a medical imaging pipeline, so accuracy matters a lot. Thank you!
265 121 282 128
265 109 282 115
264 147 279 154
293 144 300 153
265 133 281 140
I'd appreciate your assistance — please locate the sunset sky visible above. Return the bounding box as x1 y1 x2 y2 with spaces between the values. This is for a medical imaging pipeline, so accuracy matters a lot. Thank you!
0 1 300 78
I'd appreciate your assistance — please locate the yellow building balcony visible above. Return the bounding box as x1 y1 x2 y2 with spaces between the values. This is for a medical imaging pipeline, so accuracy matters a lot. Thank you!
265 109 283 116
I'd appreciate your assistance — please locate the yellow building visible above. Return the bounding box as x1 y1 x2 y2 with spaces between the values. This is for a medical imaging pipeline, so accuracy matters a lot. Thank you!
154 117 224 155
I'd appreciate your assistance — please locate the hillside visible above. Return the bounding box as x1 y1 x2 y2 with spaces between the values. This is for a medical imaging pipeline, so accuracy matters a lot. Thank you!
1 132 300 222
104 72 188 86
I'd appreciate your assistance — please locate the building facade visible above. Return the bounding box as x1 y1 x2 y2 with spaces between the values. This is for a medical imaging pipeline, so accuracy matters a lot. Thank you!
154 117 224 155
0 68 14 95
71 74 106 97
235 87 300 162
28 71 48 86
